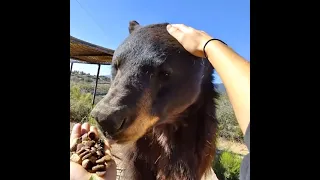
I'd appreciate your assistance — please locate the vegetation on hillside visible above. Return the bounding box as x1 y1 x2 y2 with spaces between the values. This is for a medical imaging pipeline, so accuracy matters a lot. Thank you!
216 93 243 142
70 85 93 122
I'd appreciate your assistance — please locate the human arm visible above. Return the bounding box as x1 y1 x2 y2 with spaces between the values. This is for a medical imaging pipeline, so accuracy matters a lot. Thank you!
166 24 250 134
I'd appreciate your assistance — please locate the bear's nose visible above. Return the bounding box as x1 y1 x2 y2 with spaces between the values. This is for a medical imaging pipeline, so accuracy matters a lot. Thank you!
91 106 128 136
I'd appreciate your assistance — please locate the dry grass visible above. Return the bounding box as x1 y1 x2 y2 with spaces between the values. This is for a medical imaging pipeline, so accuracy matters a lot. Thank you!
217 138 248 156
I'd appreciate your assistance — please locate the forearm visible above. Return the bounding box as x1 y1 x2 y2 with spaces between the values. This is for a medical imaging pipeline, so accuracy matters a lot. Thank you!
206 41 250 134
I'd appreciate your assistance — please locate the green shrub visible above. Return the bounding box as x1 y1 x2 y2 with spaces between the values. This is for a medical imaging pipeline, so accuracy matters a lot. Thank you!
70 81 110 95
84 76 94 83
70 85 93 122
216 93 243 142
213 151 242 180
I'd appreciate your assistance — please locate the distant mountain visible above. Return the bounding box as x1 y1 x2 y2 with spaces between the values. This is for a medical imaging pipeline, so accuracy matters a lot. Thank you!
214 83 226 93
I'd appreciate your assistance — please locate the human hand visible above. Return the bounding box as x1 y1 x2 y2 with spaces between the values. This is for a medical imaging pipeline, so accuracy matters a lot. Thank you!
70 123 117 180
166 24 213 58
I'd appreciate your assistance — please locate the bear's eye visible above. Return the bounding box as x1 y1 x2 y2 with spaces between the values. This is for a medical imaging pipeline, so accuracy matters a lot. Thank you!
113 59 120 70
113 64 118 71
158 70 170 81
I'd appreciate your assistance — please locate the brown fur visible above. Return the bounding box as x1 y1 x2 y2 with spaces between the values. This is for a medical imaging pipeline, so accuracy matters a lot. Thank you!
116 77 218 180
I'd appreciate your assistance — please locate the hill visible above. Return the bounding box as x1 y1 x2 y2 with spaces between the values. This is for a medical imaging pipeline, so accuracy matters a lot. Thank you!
70 71 111 84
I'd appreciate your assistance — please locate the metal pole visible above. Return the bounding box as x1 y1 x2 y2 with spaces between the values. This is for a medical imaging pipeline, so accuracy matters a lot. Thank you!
92 64 101 106
70 62 74 78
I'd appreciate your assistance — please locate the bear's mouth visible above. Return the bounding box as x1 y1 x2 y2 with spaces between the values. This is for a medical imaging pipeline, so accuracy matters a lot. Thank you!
118 117 127 132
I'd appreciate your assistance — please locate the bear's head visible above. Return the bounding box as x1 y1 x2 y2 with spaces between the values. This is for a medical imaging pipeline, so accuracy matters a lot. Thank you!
91 21 211 143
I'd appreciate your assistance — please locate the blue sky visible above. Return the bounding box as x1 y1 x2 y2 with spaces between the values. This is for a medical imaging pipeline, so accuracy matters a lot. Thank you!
70 0 250 84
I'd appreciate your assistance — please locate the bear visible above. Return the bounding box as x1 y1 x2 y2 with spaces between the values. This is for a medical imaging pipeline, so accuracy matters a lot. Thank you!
91 20 218 180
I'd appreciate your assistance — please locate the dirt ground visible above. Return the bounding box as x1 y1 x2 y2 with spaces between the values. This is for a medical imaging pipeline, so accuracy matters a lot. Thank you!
217 138 248 156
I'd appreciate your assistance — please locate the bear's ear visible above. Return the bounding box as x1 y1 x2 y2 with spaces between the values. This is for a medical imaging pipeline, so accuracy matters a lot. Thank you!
129 20 141 34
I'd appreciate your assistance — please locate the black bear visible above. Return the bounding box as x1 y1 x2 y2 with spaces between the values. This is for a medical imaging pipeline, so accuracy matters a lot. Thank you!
91 20 218 180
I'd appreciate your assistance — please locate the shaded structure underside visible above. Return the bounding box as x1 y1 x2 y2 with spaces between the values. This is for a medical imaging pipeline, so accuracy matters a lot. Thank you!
70 36 114 64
